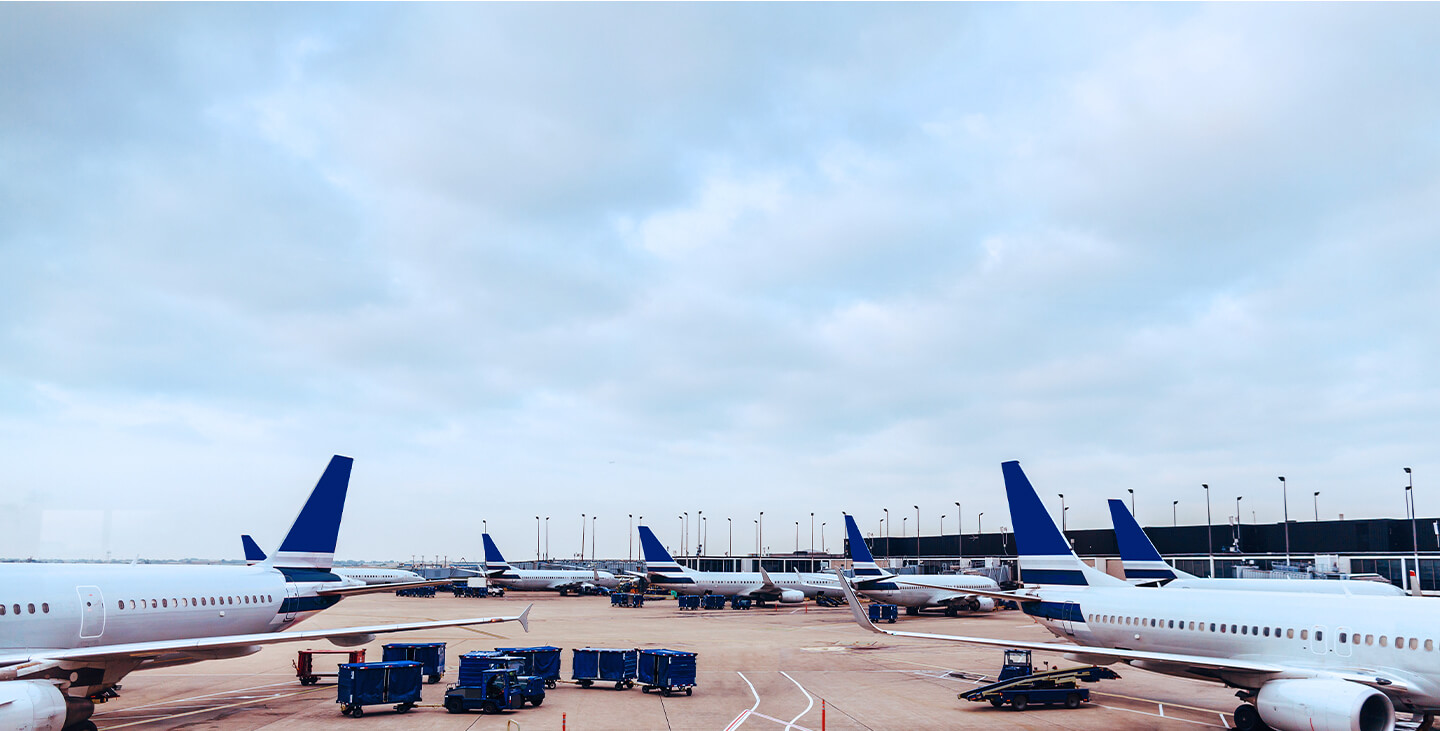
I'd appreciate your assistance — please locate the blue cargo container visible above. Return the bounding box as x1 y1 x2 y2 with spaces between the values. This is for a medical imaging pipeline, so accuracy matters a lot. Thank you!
677 595 701 610
701 595 727 610
336 661 422 717
868 603 898 623
495 646 562 689
637 649 697 697
459 652 524 687
382 642 446 684
572 648 637 689
730 597 752 610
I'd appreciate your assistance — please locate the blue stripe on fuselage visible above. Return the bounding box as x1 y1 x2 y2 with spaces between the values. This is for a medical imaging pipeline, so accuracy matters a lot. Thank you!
279 595 342 613
647 576 696 585
1124 568 1177 579
278 567 344 583
1022 600 1084 623
1019 569 1089 586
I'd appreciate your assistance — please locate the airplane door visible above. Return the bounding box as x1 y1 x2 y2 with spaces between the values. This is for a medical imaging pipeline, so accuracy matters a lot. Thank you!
1335 626 1352 658
1056 602 1081 637
283 584 299 622
76 585 105 639
1311 625 1327 656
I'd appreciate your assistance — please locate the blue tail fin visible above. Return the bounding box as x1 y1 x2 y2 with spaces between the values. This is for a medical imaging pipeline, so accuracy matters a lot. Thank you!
1108 499 1193 582
481 534 513 573
241 534 267 564
271 455 353 571
1002 461 1126 587
843 515 888 578
637 526 693 585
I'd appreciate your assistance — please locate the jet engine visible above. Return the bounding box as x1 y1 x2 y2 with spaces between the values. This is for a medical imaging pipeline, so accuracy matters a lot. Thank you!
778 590 806 604
0 680 69 731
968 597 996 612
1255 679 1395 731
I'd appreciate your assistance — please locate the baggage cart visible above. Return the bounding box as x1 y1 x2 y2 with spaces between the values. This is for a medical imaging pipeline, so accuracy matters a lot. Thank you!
677 595 701 610
701 595 727 610
731 597 752 610
336 661 422 717
495 646 563 689
296 649 365 685
572 647 637 689
637 649 696 697
959 649 1120 711
381 642 446 684
868 603 898 623
611 592 628 607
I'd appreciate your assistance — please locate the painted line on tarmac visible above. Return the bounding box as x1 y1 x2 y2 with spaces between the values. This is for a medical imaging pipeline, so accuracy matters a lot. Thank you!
724 671 762 731
779 671 814 730
98 686 327 728
92 680 307 716
1088 701 1227 728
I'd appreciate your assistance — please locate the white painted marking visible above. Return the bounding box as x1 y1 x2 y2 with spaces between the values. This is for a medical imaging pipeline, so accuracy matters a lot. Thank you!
724 671 763 731
780 671 815 730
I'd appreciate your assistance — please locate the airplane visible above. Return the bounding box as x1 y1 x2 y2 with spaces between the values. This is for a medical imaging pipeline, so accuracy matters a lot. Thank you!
637 525 842 604
481 534 619 595
835 460 1438 731
840 514 1002 616
1106 499 1407 596
241 535 435 587
0 455 531 731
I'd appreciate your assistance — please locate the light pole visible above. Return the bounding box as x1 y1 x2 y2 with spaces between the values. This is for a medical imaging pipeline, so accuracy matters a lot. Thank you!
545 516 550 560
977 512 984 534
727 517 732 557
914 505 920 562
795 521 800 552
698 510 703 555
810 512 815 553
1278 476 1290 565
954 501 962 563
821 522 827 553
1202 484 1212 573
1058 493 1066 533
753 519 759 556
535 516 541 562
1234 497 1243 552
702 516 707 556
682 512 688 557
902 516 908 563
580 514 586 561
759 512 764 556
1406 467 1418 590
1172 500 1179 527
678 515 684 555
883 508 890 560
1127 488 1134 515
1312 492 1319 522
591 515 596 562
628 514 633 561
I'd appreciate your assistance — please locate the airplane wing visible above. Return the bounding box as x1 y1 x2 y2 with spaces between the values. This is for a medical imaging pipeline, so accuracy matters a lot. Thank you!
315 579 455 597
0 605 531 676
833 570 1284 676
887 577 1041 604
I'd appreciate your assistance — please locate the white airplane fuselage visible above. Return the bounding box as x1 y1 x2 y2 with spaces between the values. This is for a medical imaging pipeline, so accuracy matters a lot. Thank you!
332 568 424 586
1020 584 1439 712
488 569 618 593
856 575 1001 610
651 570 842 599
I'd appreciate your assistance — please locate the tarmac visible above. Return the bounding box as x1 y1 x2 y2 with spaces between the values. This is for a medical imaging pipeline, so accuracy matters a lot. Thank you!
89 591 1252 730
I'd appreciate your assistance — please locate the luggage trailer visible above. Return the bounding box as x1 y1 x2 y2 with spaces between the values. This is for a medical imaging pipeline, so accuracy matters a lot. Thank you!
959 649 1120 711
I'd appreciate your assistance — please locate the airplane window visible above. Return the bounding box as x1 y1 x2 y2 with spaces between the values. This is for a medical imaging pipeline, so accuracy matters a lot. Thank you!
1352 633 1359 645
118 601 125 610
1220 624 1227 633
1316 631 1323 642
244 596 250 605
1252 626 1258 635
1365 635 1374 645
1339 633 1347 644
1395 637 1404 649
1241 625 1248 635
27 604 34 614
1301 630 1308 640
12 604 18 614
150 600 157 609
1231 624 1238 634
1189 622 1195 630
161 599 168 608
1168 620 1174 629
1263 627 1270 637
1209 623 1216 632
1408 638 1417 650
130 600 136 609
1380 635 1387 646
41 603 47 613
1426 640 1434 651
0 605 6 616
1287 629 1294 639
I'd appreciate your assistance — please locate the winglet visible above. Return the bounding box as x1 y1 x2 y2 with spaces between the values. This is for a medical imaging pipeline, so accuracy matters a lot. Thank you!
272 455 354 571
759 566 777 590
519 603 532 633
834 568 885 634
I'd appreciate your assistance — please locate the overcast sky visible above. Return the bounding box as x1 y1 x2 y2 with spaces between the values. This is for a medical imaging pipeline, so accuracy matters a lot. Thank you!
1 3 1436 563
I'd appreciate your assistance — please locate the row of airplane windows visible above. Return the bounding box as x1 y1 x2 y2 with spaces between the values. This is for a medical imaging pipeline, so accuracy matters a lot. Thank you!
1086 613 1435 651
116 595 274 610
0 603 50 615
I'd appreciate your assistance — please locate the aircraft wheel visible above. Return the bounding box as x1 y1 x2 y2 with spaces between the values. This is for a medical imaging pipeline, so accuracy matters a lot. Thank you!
1011 695 1029 711
1233 703 1269 731
944 606 958 618
1065 693 1081 709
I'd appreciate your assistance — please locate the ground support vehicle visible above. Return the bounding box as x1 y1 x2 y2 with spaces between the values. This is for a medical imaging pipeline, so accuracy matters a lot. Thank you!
295 649 365 685
638 649 696 697
495 645 563 689
443 668 545 713
394 585 436 597
730 597 752 609
701 595 727 610
381 642 446 684
572 647 637 690
677 595 701 610
868 603 898 623
813 595 844 607
335 661 422 717
959 649 1121 711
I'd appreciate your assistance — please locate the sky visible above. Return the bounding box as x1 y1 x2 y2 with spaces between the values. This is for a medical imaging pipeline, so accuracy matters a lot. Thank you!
1 3 1436 563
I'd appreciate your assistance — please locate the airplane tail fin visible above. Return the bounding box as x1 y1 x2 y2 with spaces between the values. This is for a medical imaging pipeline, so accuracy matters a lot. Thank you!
482 534 513 574
241 534 267 564
637 526 691 578
270 455 353 572
1108 499 1194 582
843 515 891 580
1002 461 1127 587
